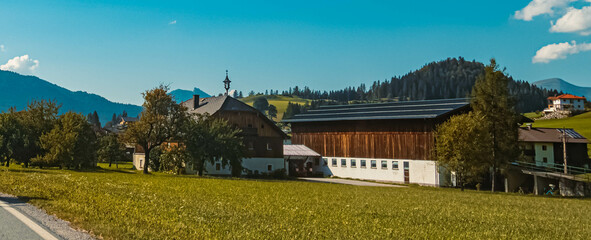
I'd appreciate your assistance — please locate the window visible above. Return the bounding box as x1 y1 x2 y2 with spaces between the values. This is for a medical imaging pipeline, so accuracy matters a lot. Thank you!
360 160 367 168
332 158 337 167
322 158 328 166
371 160 377 169
381 161 387 169
392 161 399 170
139 159 143 168
267 164 273 171
543 157 548 163
341 159 347 167
314 158 320 166
542 145 547 151
266 143 272 151
261 124 264 129
351 159 357 168
216 163 221 171
248 142 254 150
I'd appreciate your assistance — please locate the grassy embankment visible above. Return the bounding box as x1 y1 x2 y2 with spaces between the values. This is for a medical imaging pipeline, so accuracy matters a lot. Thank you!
1 163 591 239
529 111 591 157
239 95 310 120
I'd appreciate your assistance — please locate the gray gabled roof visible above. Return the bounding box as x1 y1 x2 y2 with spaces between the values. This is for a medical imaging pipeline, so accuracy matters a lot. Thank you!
181 95 257 115
181 95 288 138
284 144 321 157
283 98 471 123
519 127 588 144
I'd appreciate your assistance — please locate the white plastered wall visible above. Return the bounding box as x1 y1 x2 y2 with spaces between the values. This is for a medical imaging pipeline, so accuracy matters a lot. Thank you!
320 157 447 187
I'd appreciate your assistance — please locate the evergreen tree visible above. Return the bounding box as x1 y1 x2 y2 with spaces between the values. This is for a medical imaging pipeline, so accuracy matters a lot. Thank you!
470 59 520 192
268 104 278 120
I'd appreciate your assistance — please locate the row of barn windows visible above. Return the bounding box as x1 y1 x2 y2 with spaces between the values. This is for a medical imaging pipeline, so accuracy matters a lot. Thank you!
329 158 400 170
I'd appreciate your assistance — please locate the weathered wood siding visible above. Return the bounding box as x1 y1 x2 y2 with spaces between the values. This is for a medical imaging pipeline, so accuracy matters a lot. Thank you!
291 119 440 160
216 110 284 158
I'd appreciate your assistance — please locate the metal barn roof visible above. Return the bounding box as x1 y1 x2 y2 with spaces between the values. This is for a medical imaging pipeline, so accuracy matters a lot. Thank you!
284 144 321 157
519 127 588 144
282 98 470 123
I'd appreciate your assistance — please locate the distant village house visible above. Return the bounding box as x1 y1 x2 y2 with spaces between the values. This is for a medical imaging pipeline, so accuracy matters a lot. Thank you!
543 94 586 114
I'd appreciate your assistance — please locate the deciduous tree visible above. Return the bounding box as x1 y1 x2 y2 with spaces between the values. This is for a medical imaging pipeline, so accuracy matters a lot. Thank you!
122 85 188 174
33 112 97 169
184 114 245 177
435 112 491 190
98 133 127 168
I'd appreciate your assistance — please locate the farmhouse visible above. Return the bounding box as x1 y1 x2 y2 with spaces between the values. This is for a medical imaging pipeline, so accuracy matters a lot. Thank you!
178 94 288 175
543 94 586 114
518 126 589 168
284 98 471 186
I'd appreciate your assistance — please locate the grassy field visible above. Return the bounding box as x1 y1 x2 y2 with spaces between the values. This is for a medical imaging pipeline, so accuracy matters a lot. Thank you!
240 95 310 120
530 111 591 156
1 164 591 239
523 111 543 119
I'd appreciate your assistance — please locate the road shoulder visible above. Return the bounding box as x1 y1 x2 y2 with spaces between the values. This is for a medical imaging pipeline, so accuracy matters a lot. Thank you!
0 193 95 240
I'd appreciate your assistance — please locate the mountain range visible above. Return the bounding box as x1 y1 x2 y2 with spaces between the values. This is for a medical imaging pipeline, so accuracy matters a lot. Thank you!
533 78 591 98
169 88 211 103
0 70 142 125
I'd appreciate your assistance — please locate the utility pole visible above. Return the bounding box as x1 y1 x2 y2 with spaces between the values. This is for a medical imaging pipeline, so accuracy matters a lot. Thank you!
562 127 568 174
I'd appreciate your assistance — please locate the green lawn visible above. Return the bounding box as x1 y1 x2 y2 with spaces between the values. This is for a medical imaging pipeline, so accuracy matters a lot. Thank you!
1 164 591 239
240 95 310 120
531 111 591 156
523 111 543 119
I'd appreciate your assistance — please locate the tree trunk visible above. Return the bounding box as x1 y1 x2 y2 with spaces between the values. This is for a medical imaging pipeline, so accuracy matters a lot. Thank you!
491 167 496 193
109 159 112 168
198 159 205 176
5 160 9 167
143 147 150 174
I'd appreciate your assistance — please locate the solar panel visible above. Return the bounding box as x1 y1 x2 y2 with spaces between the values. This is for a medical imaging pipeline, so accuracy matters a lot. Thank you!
283 98 470 123
557 129 585 139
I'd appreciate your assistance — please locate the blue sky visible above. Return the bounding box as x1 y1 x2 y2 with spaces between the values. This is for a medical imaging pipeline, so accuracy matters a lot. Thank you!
1 0 590 105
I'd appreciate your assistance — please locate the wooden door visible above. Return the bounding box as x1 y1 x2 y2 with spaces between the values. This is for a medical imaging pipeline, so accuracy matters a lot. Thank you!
403 161 410 184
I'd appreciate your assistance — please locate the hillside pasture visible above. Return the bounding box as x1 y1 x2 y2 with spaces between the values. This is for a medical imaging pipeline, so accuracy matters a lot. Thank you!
239 95 310 120
1 164 591 239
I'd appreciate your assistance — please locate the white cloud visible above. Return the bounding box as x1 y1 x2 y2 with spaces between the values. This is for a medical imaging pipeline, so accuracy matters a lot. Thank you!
514 0 575 21
0 45 5 52
532 41 591 63
0 55 40 74
550 6 591 35
169 20 177 25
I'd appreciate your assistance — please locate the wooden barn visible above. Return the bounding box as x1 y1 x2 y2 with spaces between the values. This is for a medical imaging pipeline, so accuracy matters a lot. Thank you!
180 94 288 175
283 98 471 186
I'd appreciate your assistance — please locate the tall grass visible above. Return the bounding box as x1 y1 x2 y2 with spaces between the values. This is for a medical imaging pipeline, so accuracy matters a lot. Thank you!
1 164 590 239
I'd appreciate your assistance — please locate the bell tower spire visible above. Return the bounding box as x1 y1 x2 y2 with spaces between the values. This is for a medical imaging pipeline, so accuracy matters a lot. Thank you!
223 70 231 95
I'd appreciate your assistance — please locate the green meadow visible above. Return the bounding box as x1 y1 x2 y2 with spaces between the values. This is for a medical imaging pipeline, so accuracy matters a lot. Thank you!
1 163 590 239
240 95 310 120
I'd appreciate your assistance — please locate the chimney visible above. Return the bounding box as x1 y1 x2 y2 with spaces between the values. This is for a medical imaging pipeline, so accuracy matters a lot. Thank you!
193 95 200 109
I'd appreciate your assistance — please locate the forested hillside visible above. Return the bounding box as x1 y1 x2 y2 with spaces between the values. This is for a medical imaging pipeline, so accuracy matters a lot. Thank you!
276 58 560 113
0 70 142 125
